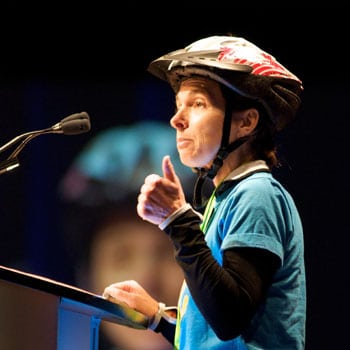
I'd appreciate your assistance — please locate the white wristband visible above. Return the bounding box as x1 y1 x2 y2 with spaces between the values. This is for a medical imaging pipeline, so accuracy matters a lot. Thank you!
158 203 203 230
148 302 177 330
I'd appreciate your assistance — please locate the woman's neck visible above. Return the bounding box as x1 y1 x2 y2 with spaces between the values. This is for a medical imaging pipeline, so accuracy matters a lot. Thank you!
213 152 256 187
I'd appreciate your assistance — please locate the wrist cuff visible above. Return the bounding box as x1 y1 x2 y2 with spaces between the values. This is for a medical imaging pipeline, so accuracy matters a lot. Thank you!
159 203 203 230
148 302 177 330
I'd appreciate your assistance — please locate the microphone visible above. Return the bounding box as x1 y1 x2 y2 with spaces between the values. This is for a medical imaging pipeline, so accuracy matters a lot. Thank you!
0 111 91 175
51 111 91 135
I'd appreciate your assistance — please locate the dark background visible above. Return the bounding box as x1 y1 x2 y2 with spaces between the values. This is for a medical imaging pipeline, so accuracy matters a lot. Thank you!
0 5 348 349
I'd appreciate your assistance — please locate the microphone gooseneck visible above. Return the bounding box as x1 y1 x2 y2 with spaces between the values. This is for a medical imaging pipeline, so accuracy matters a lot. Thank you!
0 111 91 175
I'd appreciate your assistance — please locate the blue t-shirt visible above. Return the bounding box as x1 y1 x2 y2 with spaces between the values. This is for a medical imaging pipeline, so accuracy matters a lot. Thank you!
175 171 306 349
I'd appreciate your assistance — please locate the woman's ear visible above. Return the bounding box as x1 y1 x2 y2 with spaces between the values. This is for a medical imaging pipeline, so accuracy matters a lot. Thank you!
234 108 259 137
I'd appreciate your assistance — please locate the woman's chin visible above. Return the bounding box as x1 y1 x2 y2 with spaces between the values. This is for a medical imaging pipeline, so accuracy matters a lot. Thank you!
180 156 207 170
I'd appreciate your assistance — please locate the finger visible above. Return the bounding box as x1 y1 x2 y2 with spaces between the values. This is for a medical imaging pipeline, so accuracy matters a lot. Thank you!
162 155 177 183
102 286 129 305
103 280 137 296
103 284 126 298
144 174 161 187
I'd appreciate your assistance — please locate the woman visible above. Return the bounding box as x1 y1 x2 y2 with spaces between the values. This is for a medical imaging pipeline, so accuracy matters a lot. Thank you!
103 35 306 349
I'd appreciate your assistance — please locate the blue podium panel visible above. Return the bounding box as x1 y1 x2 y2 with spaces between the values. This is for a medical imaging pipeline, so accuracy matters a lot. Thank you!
58 302 101 350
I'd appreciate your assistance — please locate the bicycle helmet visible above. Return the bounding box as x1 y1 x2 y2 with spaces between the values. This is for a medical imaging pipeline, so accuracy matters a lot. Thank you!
148 35 303 132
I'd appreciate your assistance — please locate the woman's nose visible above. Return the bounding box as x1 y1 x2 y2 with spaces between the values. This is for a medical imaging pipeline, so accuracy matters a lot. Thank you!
170 110 187 130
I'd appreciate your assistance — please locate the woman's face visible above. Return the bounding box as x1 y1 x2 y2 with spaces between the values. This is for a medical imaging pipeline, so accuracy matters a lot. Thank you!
88 215 183 350
170 77 226 169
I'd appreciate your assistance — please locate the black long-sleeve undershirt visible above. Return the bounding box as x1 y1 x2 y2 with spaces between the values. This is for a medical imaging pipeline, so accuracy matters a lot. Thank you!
162 207 280 341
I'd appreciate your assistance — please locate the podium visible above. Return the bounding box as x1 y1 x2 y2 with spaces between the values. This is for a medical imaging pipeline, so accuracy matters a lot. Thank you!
0 265 148 350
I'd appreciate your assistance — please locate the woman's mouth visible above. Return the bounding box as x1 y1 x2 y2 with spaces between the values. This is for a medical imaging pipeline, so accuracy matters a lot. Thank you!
177 138 192 149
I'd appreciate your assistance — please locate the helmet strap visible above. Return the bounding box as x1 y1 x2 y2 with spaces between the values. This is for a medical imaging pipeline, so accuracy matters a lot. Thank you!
192 136 249 210
192 99 250 210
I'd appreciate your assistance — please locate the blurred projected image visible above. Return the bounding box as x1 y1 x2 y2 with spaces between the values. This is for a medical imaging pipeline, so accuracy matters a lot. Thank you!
59 121 196 350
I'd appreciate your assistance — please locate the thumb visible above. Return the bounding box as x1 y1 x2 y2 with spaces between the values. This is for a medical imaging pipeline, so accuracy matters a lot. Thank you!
162 155 177 183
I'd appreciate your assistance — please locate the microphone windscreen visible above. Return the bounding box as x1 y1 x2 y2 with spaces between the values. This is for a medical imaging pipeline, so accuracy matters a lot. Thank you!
61 111 90 123
61 119 91 135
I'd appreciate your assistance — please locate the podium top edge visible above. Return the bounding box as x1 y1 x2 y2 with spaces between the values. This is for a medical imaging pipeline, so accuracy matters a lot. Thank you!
0 264 148 329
